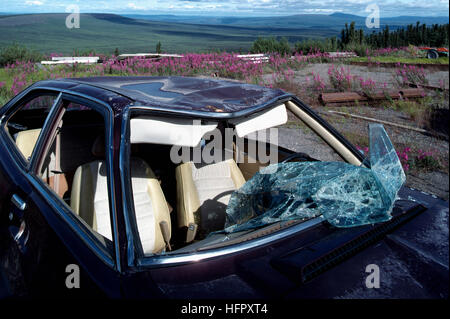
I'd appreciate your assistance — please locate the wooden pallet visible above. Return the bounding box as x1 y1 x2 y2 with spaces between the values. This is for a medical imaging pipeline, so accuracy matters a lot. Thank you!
320 89 424 105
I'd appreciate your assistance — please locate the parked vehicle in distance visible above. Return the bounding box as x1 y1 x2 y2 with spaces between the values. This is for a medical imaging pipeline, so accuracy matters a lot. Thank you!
419 46 449 59
0 76 448 298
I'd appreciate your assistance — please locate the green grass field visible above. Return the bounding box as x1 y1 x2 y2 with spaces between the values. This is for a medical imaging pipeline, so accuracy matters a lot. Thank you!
349 56 449 65
0 13 336 54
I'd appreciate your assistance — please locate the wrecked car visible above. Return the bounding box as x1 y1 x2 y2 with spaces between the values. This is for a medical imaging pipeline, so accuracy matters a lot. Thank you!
0 76 448 298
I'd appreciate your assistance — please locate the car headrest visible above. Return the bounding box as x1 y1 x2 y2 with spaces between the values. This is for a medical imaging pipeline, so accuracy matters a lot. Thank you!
91 135 105 158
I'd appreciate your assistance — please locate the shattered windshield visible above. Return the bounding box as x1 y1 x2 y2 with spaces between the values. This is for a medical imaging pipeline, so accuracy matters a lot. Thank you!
220 124 406 234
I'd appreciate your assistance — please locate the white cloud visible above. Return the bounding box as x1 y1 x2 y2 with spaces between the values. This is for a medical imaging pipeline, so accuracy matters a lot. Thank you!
127 3 144 10
125 1 158 10
25 0 44 5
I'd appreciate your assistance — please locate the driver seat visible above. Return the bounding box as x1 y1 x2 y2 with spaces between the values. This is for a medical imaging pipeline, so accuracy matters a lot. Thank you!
176 158 245 242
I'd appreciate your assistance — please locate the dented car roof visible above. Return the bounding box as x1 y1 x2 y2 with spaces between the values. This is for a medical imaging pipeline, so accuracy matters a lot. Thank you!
36 76 293 116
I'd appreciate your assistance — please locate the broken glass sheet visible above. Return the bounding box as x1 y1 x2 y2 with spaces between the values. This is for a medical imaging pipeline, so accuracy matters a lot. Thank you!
223 124 405 233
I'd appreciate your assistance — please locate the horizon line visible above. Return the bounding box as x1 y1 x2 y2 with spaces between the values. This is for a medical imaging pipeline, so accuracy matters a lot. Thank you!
0 11 449 19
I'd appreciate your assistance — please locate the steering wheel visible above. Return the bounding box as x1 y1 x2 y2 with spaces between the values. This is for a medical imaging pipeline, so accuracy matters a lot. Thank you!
281 152 319 163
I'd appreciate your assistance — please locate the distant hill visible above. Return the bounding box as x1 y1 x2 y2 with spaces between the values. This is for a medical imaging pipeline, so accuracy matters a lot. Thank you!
125 13 449 30
0 13 340 54
0 13 448 54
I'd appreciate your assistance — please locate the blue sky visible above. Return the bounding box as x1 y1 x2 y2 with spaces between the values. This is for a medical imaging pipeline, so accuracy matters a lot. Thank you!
2 0 449 17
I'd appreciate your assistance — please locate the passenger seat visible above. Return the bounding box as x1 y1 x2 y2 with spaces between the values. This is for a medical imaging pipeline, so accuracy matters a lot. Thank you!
176 158 246 242
70 136 171 254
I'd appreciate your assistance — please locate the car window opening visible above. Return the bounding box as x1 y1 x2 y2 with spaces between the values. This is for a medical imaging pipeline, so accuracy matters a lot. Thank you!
36 101 114 252
5 94 57 161
126 101 405 257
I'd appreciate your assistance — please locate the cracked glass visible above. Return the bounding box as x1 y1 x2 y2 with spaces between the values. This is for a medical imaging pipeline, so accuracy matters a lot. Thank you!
222 124 406 233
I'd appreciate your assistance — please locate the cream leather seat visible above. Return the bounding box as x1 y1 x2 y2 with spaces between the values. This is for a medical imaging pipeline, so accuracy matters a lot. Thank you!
71 145 171 254
15 128 41 160
176 158 246 241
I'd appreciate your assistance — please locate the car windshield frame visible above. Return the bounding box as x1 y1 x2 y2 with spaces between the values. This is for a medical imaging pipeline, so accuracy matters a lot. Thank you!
120 98 366 269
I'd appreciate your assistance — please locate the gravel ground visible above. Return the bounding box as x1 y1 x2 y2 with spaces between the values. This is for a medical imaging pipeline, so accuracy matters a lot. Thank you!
262 63 450 89
262 63 449 200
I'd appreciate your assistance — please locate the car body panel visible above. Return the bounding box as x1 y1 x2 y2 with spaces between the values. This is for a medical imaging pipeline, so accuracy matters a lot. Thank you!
0 89 121 297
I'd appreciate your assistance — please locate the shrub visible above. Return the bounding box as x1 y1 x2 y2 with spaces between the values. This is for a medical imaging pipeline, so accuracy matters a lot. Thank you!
294 37 339 55
359 77 377 98
414 149 441 171
156 42 162 54
394 63 428 86
345 42 372 57
251 37 291 55
0 44 43 66
311 72 325 92
328 64 354 91
396 147 441 172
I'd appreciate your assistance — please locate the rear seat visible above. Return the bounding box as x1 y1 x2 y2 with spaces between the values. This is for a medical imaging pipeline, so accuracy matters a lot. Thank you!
71 136 172 254
15 128 41 160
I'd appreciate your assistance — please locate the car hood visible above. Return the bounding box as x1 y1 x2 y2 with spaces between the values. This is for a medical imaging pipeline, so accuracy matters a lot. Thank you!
271 186 449 298
157 187 448 299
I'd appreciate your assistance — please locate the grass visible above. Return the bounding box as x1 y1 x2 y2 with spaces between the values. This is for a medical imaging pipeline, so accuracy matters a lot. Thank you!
0 96 8 107
389 98 431 125
282 119 313 135
349 56 449 65
342 131 369 148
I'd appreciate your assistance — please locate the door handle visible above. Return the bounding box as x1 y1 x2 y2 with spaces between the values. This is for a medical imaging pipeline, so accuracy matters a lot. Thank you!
9 194 29 252
11 194 27 211
9 220 29 253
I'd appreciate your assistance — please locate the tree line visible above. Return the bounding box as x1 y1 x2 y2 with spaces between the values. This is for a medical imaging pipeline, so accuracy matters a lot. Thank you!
251 21 449 55
342 21 449 48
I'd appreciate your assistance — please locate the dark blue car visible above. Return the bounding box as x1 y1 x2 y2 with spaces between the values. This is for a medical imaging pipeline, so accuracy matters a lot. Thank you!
0 76 447 298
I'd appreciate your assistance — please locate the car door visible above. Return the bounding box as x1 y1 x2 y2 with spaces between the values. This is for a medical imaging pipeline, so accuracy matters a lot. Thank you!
0 90 59 296
0 89 121 298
